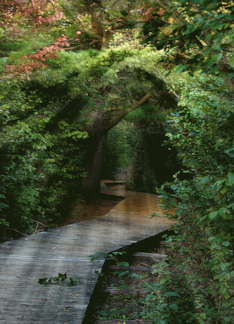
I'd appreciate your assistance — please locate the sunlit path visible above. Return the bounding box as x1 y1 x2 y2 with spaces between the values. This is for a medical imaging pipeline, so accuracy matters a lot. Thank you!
0 182 176 323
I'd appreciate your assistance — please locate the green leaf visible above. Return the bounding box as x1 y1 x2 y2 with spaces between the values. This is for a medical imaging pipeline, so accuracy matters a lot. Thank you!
120 10 128 17
151 212 159 218
218 208 231 218
230 57 234 69
160 278 168 284
211 44 221 51
176 65 188 73
131 273 140 279
214 179 225 190
117 261 129 267
38 278 48 285
69 278 75 286
226 172 234 186
220 186 228 194
210 53 223 63
224 294 230 300
169 303 179 311
58 273 67 281
209 211 218 220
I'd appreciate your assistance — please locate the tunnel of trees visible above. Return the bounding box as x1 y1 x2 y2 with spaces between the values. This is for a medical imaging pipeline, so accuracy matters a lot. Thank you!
0 0 233 322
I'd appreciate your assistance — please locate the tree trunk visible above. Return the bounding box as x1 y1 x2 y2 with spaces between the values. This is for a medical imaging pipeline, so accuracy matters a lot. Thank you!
82 135 104 201
90 6 104 50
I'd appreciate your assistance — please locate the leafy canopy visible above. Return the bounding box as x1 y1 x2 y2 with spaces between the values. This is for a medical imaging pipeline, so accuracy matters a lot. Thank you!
141 0 234 91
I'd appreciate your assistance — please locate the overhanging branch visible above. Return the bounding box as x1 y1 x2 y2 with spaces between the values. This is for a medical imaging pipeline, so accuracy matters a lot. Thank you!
103 92 151 133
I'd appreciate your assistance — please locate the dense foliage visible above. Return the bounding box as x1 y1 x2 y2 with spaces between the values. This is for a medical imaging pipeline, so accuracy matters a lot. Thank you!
141 0 233 92
138 2 234 321
101 121 137 180
0 77 88 237
147 73 234 323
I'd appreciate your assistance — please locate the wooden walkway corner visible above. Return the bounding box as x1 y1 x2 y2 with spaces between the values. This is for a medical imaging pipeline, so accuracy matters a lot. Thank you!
0 181 176 323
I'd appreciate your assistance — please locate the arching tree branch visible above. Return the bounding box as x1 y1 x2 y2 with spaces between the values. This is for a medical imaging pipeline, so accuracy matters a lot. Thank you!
103 92 151 133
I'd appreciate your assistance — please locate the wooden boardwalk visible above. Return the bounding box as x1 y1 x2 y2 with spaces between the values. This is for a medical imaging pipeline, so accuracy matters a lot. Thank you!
0 182 176 323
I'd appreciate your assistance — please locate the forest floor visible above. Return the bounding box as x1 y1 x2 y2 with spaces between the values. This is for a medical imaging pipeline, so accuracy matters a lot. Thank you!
84 234 170 323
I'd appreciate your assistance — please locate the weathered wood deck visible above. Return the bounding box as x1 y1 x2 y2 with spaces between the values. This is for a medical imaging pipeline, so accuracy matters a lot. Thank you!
0 182 176 323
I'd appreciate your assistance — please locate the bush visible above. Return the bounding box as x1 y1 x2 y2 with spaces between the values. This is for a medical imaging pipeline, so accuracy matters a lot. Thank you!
151 73 234 323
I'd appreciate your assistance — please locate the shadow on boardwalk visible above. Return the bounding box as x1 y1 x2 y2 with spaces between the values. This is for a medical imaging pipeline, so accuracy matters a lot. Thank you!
0 181 176 323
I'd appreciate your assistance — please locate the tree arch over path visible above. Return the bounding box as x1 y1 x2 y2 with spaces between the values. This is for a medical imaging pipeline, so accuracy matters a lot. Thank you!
46 48 178 200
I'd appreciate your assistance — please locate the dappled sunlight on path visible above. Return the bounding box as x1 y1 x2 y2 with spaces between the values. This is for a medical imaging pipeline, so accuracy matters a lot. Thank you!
0 181 176 323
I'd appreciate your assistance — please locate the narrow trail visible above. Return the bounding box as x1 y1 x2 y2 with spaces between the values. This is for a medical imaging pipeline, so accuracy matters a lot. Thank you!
0 181 176 323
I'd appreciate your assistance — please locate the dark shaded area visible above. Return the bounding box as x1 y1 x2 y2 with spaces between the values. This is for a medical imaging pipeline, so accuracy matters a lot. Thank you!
81 135 105 202
145 131 180 186
133 134 180 193
101 125 181 193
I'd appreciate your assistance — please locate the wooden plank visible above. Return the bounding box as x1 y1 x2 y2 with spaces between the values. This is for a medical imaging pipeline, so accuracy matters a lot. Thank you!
106 265 154 274
132 252 168 264
101 286 149 296
0 185 176 323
